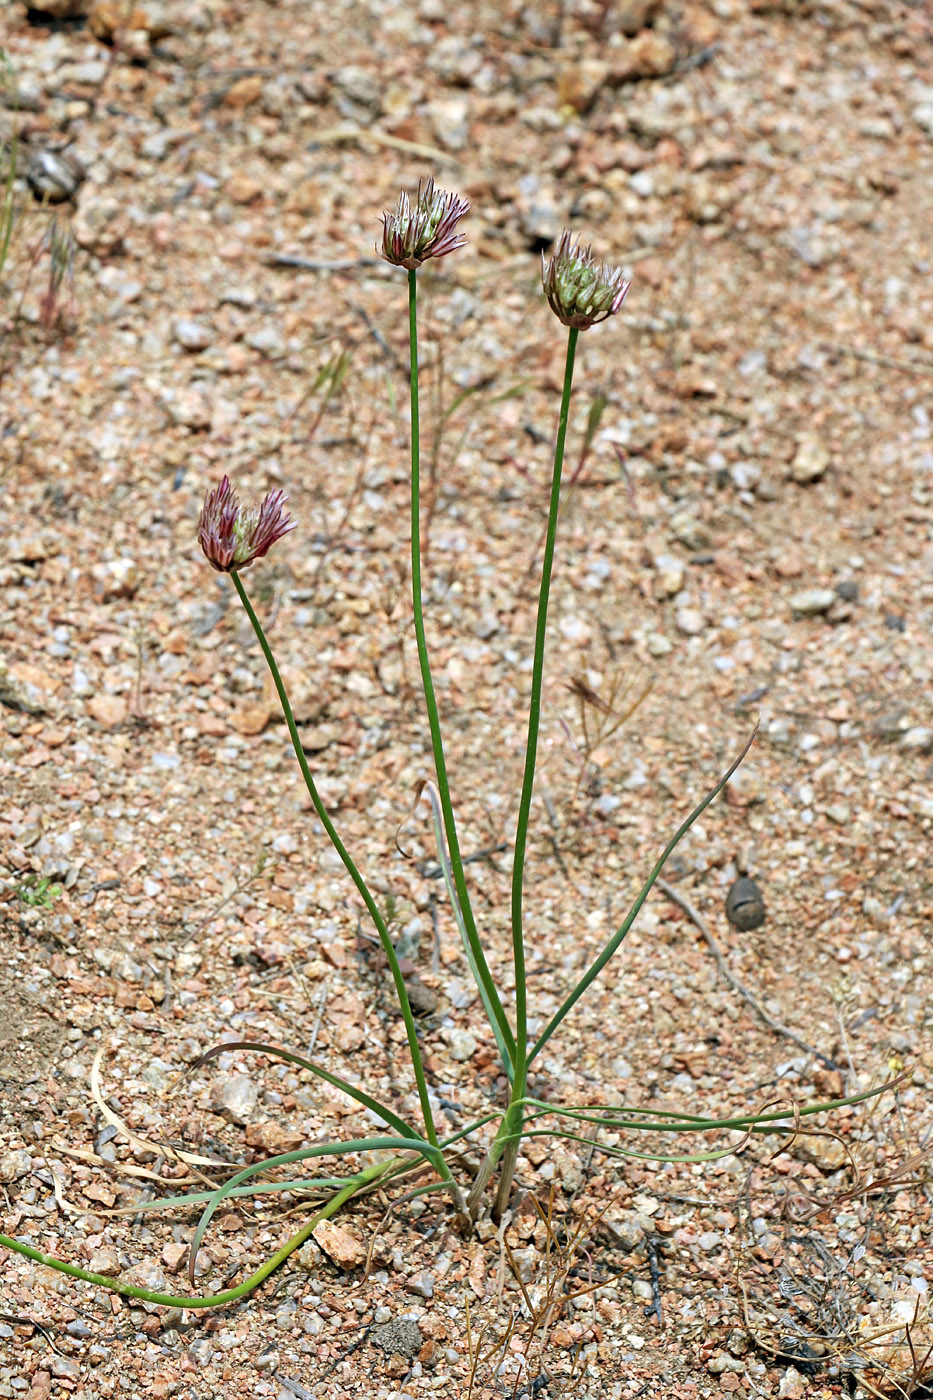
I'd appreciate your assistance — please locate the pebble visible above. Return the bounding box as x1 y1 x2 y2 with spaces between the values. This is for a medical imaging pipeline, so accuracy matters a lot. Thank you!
646 631 673 657
73 190 128 256
26 150 85 203
86 694 127 727
614 31 677 80
675 607 705 636
790 435 829 484
245 326 286 358
172 318 214 351
900 727 933 752
212 1073 259 1124
726 876 766 931
652 554 683 599
444 1028 477 1062
426 96 471 151
312 1218 366 1270
20 0 86 15
616 0 661 34
558 615 592 645
607 1215 646 1251
777 1367 807 1399
789 588 836 617
333 64 380 114
708 1353 746 1374
406 1270 435 1299
0 1149 32 1183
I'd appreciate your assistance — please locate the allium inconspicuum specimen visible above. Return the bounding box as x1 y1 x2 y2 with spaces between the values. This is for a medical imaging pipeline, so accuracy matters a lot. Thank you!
380 176 469 270
542 230 631 330
197 475 294 573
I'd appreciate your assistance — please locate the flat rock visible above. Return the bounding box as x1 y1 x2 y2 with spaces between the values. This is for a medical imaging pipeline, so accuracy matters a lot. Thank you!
312 1218 366 1270
789 588 835 616
211 1073 259 1124
86 694 128 727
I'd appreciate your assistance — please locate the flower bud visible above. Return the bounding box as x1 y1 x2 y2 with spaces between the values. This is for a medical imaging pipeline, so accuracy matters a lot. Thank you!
542 230 631 330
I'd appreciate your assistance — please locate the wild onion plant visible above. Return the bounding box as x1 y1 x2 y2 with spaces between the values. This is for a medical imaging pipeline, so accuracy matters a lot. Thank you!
0 178 894 1309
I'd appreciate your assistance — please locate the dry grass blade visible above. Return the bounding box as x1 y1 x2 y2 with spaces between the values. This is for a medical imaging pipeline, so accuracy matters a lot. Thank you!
89 1047 228 1170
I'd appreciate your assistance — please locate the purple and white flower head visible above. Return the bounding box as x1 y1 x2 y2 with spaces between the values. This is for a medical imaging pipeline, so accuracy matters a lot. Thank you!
380 176 469 270
197 475 294 573
542 231 631 330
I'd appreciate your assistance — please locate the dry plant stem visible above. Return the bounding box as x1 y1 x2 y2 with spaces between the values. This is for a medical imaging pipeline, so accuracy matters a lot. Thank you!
407 268 515 1066
231 571 449 1169
656 877 843 1072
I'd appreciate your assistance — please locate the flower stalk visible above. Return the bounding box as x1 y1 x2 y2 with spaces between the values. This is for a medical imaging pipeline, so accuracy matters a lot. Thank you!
229 570 450 1179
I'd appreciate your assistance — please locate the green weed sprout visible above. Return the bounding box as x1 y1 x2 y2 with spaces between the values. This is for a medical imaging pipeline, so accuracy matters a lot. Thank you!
0 178 895 1311
15 874 64 908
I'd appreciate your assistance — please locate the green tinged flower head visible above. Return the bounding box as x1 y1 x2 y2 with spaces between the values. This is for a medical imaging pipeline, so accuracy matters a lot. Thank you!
380 176 469 270
542 230 631 330
197 475 294 573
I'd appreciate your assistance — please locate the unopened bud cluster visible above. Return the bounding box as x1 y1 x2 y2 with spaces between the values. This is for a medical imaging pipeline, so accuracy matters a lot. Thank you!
541 230 631 330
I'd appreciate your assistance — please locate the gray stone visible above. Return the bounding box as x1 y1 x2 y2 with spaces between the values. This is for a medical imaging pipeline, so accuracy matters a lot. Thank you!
245 325 286 358
427 96 471 152
212 1073 259 1124
407 1270 435 1299
445 1028 476 1062
372 1319 423 1356
173 318 214 351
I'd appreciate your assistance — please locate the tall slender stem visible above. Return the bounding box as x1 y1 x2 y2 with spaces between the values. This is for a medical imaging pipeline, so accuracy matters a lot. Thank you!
511 326 578 1069
231 571 446 1163
467 326 579 1219
407 268 516 1064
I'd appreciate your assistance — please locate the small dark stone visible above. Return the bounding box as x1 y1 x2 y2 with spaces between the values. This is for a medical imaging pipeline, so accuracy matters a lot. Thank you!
725 876 765 931
834 580 859 602
778 1337 825 1375
883 613 906 632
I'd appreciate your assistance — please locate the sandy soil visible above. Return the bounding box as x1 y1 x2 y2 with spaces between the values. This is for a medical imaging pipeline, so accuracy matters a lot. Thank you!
1 0 933 1397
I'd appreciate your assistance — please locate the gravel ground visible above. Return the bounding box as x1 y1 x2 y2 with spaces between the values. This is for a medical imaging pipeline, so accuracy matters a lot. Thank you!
1 0 933 1397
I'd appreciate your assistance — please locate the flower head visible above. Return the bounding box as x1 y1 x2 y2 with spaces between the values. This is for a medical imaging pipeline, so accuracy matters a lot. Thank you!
380 176 469 270
197 475 294 573
542 231 631 330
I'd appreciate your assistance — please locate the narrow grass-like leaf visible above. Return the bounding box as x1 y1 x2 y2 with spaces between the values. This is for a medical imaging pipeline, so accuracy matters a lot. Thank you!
530 724 759 1063
187 1136 449 1284
523 1072 908 1134
188 1040 423 1142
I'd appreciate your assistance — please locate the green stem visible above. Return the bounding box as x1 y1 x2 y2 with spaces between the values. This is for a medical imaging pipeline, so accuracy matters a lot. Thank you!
469 329 579 1219
231 571 445 1163
511 325 578 1073
0 1162 389 1310
406 268 515 1065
